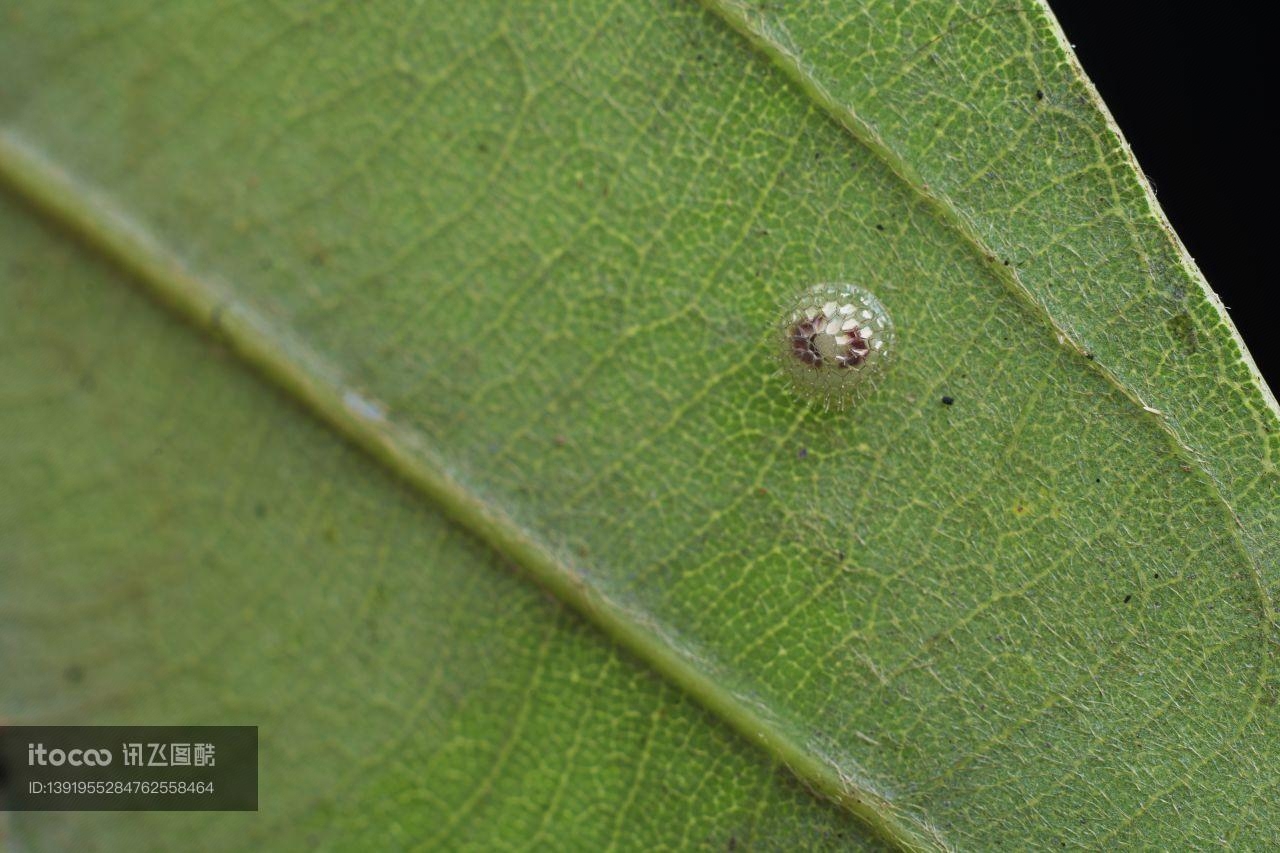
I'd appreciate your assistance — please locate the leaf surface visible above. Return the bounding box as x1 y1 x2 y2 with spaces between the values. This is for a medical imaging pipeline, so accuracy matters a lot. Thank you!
2 0 1276 848
0 199 876 850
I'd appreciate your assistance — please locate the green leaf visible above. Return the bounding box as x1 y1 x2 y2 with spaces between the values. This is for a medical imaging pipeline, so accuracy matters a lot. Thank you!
1 1 1275 849
0 200 878 850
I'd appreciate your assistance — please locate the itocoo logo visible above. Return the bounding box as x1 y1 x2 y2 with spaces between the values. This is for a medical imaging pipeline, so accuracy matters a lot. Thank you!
27 743 112 766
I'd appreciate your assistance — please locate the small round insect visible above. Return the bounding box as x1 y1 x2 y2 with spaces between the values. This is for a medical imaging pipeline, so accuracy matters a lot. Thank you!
774 282 896 409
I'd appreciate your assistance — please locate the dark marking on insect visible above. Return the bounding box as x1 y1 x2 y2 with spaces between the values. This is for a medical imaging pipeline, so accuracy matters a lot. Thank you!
788 315 826 366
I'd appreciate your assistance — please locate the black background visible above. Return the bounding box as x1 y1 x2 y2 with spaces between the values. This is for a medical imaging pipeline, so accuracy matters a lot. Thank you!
1048 2 1274 389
